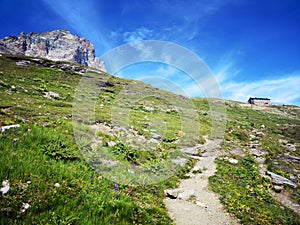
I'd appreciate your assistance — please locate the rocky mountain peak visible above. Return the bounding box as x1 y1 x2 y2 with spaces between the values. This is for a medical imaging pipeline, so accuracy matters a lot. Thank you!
0 30 105 71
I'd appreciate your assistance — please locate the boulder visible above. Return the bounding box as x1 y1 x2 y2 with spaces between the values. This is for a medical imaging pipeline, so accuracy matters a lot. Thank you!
273 185 284 193
164 189 195 200
266 171 297 188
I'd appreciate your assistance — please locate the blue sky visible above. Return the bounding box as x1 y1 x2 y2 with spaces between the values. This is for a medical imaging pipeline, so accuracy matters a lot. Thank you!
1 0 300 105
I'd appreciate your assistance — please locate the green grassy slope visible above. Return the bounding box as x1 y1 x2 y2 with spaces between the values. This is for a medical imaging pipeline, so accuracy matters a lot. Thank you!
0 54 299 224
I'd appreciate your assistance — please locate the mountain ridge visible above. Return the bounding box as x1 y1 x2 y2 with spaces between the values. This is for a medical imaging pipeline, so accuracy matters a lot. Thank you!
0 30 105 71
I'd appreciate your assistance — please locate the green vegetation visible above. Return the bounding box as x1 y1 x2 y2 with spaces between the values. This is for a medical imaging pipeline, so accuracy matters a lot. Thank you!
0 54 299 224
210 156 300 224
0 54 207 224
210 102 300 223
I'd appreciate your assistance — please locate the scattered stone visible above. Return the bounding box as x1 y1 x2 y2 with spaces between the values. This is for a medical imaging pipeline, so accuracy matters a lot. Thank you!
101 160 119 167
279 139 288 145
284 153 300 162
164 189 195 200
273 185 284 193
251 149 268 157
16 60 31 66
54 183 61 188
228 158 239 165
290 174 296 182
221 157 239 165
191 166 202 173
152 134 162 140
285 144 296 152
195 201 208 208
147 138 160 145
171 158 188 167
248 143 260 149
164 189 183 199
178 189 195 200
266 171 297 188
21 203 30 213
44 91 60 99
0 124 20 132
255 157 266 164
230 146 245 157
1 180 10 195
144 106 154 111
249 134 256 139
107 141 116 147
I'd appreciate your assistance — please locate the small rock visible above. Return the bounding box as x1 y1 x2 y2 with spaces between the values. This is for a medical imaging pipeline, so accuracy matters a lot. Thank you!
273 185 284 193
290 174 296 182
164 189 195 200
21 203 30 212
128 169 134 174
2 180 9 187
228 158 239 164
266 171 297 188
22 203 30 209
279 139 288 145
164 189 183 199
196 201 208 208
107 141 116 147
0 185 10 195
0 124 20 132
101 160 119 167
255 157 265 164
44 91 60 99
192 166 202 173
286 144 296 152
152 134 162 140
284 153 300 162
178 189 195 200
171 158 188 167
147 138 160 145
1 180 11 195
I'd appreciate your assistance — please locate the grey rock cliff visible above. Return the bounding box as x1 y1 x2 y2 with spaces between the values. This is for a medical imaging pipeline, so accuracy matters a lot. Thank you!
0 30 105 71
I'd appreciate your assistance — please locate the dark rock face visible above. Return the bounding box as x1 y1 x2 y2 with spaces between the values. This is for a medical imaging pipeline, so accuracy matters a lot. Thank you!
0 30 105 71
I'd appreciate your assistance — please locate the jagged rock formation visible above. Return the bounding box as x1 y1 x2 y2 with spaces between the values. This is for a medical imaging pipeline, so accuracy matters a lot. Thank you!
0 30 105 71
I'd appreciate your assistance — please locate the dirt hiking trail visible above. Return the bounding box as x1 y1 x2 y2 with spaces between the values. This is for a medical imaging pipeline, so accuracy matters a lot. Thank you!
164 139 240 225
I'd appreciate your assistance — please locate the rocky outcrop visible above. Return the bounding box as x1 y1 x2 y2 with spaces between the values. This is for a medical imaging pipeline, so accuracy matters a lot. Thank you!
0 30 105 71
266 171 297 189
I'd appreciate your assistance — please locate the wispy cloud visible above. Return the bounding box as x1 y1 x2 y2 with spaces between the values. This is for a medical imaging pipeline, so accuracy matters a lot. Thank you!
221 75 300 105
108 27 157 46
213 53 300 105
123 27 153 43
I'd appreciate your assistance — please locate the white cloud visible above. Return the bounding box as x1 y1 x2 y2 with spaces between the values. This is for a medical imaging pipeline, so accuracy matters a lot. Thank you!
211 50 300 105
123 27 153 43
221 75 300 105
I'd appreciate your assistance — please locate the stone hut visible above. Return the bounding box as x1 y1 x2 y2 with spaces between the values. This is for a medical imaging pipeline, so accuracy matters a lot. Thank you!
248 97 271 106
